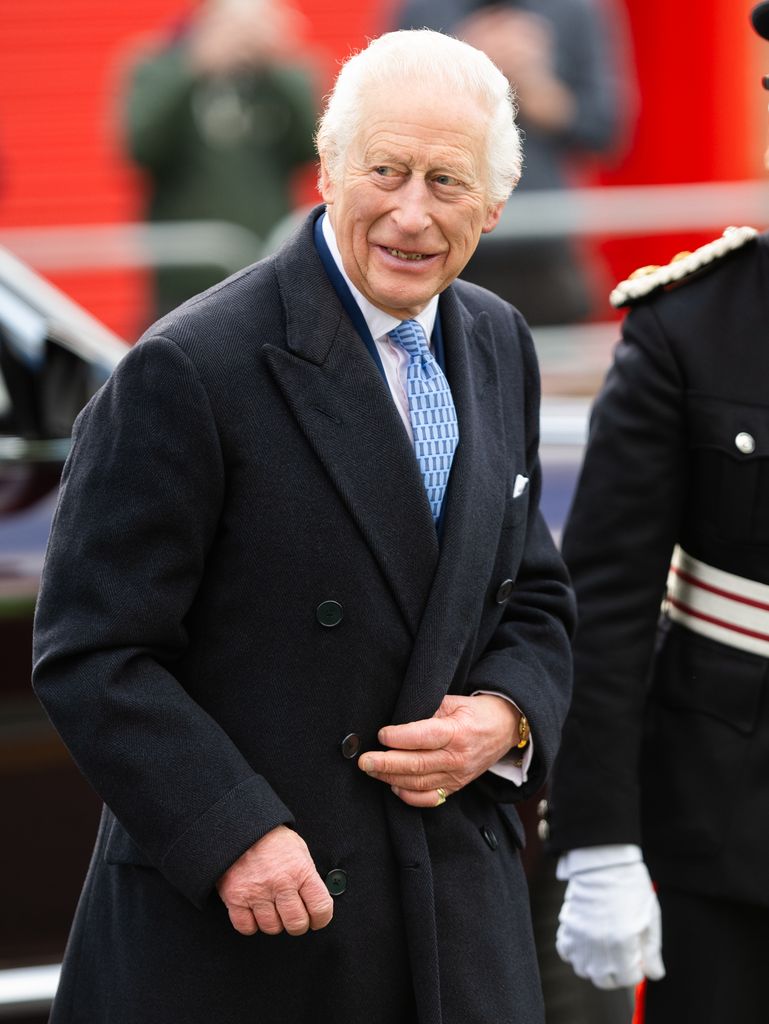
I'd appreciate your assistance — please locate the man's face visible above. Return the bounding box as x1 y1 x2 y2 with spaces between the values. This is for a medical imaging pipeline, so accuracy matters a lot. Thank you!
320 81 505 319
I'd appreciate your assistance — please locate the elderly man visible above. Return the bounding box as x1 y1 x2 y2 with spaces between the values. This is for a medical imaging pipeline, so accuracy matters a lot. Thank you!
33 29 573 1024
548 7 769 1023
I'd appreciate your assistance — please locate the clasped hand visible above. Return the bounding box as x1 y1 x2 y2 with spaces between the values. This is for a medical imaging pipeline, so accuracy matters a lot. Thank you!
358 693 518 808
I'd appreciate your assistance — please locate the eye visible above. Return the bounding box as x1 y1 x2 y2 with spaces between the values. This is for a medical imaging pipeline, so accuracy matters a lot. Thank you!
375 166 396 177
433 174 460 187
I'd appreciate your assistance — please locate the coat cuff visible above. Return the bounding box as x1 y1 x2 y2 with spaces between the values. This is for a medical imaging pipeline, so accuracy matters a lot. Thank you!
160 775 294 908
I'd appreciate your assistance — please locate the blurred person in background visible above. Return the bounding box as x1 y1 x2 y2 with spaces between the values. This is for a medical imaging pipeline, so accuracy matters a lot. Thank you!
392 0 636 326
547 5 769 1022
123 0 318 318
33 29 574 1024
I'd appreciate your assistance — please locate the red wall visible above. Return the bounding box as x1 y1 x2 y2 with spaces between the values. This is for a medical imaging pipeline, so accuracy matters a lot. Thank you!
0 0 390 338
0 0 766 338
596 0 766 278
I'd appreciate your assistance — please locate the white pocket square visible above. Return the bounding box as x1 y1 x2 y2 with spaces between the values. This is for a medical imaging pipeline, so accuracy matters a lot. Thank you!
513 474 529 498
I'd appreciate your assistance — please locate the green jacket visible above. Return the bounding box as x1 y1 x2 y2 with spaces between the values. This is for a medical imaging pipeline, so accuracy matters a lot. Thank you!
125 43 317 315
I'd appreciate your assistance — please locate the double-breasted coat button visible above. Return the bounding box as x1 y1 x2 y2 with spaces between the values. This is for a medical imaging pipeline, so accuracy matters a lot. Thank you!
325 869 347 895
735 431 756 455
537 799 549 819
495 579 514 605
341 733 361 759
316 600 343 628
537 819 550 842
480 825 499 851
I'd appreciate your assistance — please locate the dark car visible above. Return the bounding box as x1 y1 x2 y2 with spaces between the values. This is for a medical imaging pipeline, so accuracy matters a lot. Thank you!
0 246 127 1020
0 245 588 1020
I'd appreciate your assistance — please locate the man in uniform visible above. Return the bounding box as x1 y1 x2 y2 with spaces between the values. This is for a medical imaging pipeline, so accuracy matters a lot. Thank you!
548 6 769 1021
32 29 574 1024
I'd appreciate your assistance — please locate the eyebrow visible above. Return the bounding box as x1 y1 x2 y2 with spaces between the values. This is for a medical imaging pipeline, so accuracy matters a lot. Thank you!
365 150 476 181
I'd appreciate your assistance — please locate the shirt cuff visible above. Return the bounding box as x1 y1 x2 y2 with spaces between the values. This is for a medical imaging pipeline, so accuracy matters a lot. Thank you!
556 844 644 880
472 690 533 786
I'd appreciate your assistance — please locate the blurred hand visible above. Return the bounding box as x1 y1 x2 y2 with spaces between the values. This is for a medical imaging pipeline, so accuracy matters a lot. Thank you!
556 860 666 989
456 6 574 131
358 694 518 808
216 825 334 936
188 0 309 75
456 7 554 81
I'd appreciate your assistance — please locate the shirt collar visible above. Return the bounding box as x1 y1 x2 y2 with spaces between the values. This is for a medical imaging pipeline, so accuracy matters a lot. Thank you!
321 212 439 342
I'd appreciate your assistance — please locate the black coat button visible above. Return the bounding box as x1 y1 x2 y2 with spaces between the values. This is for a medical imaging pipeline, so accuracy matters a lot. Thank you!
495 579 514 604
316 600 343 628
325 869 347 895
480 826 499 851
341 733 361 759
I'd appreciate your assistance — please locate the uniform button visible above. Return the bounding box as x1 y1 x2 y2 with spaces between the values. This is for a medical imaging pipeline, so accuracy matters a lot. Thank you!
537 819 550 842
495 579 514 604
537 799 548 819
316 600 343 628
735 431 756 455
480 825 499 851
325 869 347 895
341 733 361 759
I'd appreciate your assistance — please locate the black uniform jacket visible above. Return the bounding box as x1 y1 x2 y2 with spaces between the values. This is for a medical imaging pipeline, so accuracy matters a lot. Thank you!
32 207 574 1024
549 231 769 908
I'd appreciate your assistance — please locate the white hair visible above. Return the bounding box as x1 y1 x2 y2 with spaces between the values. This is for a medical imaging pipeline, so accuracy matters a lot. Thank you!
316 29 522 205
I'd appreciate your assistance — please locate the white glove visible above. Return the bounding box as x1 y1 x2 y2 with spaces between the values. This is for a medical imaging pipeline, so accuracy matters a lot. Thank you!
556 857 666 990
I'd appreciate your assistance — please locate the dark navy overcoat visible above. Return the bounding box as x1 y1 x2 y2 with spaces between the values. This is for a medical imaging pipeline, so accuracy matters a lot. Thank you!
33 207 574 1024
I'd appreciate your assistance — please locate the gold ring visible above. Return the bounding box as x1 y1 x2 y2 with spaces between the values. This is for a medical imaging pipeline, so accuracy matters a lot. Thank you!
435 787 448 806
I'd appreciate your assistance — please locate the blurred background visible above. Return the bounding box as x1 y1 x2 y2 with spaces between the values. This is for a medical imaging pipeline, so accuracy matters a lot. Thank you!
1 0 767 387
0 0 767 1020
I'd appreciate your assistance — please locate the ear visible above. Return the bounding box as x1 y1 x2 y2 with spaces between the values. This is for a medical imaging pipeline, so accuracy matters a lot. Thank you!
481 201 505 235
319 155 335 205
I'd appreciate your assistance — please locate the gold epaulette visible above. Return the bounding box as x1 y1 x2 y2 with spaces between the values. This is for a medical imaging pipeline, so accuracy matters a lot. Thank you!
609 226 759 309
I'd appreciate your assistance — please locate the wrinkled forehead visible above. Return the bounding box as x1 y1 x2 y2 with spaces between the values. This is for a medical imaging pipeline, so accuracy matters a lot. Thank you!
351 81 492 164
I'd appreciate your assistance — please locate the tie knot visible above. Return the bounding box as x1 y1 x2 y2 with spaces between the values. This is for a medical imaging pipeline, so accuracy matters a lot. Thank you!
390 319 430 360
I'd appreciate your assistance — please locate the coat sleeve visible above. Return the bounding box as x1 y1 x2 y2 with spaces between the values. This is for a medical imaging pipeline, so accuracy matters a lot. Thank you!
547 301 687 852
32 336 294 908
467 311 576 798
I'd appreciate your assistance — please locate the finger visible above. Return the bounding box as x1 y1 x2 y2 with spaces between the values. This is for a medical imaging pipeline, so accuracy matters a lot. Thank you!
300 874 335 931
378 716 454 751
591 940 643 990
274 888 311 936
226 904 259 936
391 786 451 808
360 743 460 776
641 915 666 981
251 898 284 935
612 963 646 989
364 770 451 791
555 926 576 966
594 971 622 991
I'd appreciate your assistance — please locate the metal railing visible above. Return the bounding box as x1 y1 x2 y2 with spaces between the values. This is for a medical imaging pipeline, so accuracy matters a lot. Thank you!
0 965 59 1019
1 181 767 273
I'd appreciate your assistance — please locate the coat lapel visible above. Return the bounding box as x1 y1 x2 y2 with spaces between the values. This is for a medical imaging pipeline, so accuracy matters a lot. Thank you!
263 211 439 637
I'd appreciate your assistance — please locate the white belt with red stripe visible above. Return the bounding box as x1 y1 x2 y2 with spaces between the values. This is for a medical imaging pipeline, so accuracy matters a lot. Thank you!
665 546 769 657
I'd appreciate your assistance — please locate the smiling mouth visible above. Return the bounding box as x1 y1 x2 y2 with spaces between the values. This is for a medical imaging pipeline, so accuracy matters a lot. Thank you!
385 246 431 261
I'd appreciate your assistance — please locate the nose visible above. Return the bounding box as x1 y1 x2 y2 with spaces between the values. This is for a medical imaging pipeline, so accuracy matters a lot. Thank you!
391 176 433 235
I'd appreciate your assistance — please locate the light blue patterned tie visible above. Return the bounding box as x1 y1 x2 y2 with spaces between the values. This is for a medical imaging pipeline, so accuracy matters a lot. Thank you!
390 319 459 521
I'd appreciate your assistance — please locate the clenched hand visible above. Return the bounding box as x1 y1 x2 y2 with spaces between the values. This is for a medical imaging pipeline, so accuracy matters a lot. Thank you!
217 825 334 936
